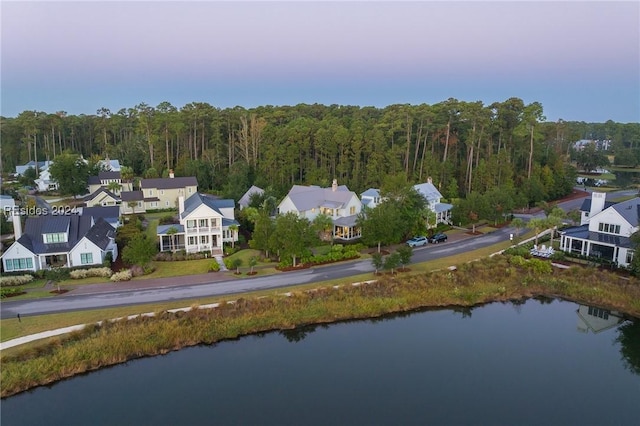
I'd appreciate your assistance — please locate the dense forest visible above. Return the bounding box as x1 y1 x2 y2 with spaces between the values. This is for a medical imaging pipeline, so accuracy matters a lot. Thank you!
2 98 639 209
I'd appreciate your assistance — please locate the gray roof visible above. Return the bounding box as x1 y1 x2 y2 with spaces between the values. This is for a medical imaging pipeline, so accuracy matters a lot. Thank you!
157 224 184 235
579 198 615 212
284 184 356 212
141 176 198 190
561 225 633 248
610 197 640 226
360 188 380 198
222 218 240 227
413 182 443 202
121 191 144 201
84 218 117 250
238 185 264 207
82 206 120 222
84 187 119 202
333 214 359 227
434 202 453 213
181 193 235 220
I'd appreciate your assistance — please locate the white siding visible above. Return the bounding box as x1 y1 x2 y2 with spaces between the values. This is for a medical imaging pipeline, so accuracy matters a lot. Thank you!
1 242 38 272
277 196 298 215
588 209 635 236
69 238 104 268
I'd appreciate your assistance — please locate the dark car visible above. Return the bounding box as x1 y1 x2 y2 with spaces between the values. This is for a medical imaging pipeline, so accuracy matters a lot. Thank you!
429 233 447 244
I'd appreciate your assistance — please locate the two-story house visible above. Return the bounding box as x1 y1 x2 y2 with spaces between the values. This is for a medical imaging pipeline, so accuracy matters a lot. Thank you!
413 178 452 225
360 178 452 226
88 171 124 195
156 193 239 255
139 173 198 211
559 192 640 267
1 207 119 272
278 180 362 240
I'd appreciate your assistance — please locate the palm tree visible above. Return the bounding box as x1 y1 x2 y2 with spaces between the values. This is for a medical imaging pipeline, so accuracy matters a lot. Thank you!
511 217 525 240
166 226 178 252
312 213 334 243
228 224 239 248
106 181 122 195
527 217 546 247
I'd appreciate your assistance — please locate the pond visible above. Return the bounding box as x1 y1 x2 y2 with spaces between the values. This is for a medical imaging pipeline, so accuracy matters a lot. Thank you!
1 299 639 425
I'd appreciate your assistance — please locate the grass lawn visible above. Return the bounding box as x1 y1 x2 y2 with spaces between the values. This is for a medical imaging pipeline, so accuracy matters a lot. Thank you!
145 219 159 239
138 258 213 279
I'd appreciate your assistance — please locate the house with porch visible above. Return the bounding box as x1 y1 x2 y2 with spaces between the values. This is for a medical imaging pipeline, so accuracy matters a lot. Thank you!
277 180 362 241
359 178 452 226
88 171 125 195
1 207 118 272
156 193 239 255
84 187 121 208
559 192 640 267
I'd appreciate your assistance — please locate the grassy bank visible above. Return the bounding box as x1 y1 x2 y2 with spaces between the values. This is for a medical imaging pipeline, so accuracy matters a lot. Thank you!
1 255 639 398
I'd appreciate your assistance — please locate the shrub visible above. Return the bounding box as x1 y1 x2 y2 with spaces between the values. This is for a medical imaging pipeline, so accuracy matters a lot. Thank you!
129 265 145 277
110 270 132 282
0 287 24 298
69 267 112 279
0 275 33 287
209 261 220 272
508 255 528 267
528 258 553 274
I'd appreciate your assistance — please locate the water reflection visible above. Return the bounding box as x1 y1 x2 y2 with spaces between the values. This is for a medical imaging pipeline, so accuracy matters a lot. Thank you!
576 304 623 334
616 320 640 376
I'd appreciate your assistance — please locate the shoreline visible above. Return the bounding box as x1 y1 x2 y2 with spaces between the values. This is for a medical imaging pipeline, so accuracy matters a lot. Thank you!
1 256 639 398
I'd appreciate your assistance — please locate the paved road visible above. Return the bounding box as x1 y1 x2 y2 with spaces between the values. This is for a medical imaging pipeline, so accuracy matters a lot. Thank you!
0 226 518 319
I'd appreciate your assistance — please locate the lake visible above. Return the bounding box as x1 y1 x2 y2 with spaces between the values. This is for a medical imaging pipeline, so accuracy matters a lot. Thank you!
1 298 639 425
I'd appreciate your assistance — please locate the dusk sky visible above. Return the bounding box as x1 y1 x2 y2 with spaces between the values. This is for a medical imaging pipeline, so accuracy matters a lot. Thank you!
2 1 639 122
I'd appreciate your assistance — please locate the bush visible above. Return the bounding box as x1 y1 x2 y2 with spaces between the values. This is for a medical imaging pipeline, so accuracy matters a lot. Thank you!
209 261 220 272
69 267 112 279
129 265 145 277
0 274 33 287
528 258 553 274
110 270 132 282
0 287 24 298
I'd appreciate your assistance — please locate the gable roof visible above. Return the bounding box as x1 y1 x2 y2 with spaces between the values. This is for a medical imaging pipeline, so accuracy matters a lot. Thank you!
284 184 357 212
82 206 120 221
361 188 380 198
83 218 116 250
84 187 119 202
121 190 144 201
413 182 443 203
141 176 198 190
181 193 234 219
238 185 264 207
610 197 640 226
579 198 616 212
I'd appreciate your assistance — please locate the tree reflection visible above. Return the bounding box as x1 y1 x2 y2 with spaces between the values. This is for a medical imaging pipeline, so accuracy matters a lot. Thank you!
616 320 640 375
280 325 319 342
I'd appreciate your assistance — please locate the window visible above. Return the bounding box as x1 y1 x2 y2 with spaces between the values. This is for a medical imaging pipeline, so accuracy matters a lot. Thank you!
149 190 154 196
188 236 196 245
187 220 196 229
160 190 165 195
150 202 158 208
199 219 208 228
188 188 193 194
588 306 610 320
45 233 65 243
80 253 93 265
350 206 356 215
165 201 169 207
200 235 209 244
598 223 621 234
210 219 217 227
5 258 33 271
626 250 634 264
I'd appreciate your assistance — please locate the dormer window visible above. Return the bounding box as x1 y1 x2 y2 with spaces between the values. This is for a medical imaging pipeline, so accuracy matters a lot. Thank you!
44 233 66 243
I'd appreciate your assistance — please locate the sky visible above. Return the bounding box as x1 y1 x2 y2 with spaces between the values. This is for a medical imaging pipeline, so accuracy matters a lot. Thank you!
1 1 639 123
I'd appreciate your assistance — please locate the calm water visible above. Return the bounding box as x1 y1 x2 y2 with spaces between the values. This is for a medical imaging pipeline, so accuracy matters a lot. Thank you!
2 299 639 426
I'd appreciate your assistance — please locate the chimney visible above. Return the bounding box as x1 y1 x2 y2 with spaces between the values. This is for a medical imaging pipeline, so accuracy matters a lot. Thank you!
169 169 175 179
178 195 185 215
427 177 433 185
590 192 606 217
12 213 22 240
332 179 338 192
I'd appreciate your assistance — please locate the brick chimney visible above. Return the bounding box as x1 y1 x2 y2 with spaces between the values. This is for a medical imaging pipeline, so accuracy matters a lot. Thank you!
332 179 338 192
427 177 433 184
169 169 175 179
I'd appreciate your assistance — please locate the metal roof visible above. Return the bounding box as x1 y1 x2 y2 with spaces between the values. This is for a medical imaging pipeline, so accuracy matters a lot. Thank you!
141 176 198 190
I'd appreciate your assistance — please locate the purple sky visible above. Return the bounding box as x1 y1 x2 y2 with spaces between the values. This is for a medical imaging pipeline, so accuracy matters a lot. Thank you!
2 1 639 122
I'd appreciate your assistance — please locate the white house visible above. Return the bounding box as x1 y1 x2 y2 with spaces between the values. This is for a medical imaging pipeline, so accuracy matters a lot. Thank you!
84 188 121 208
1 207 119 272
413 178 453 225
15 161 52 177
1 195 16 218
33 165 59 192
238 185 264 210
360 178 452 226
88 171 124 195
559 192 640 267
156 193 239 255
576 304 623 334
278 180 362 240
360 188 383 209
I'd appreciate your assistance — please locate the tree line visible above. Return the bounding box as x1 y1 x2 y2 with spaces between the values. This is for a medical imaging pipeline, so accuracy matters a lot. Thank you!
2 99 639 206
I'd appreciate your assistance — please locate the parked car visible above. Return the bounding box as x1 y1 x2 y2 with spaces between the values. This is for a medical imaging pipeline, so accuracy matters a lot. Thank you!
429 233 448 244
406 236 428 247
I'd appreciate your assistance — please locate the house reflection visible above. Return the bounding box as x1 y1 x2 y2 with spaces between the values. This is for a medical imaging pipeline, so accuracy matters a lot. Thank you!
576 304 623 334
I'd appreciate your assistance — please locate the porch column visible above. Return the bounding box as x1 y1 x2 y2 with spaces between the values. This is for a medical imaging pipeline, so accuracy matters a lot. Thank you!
160 236 164 252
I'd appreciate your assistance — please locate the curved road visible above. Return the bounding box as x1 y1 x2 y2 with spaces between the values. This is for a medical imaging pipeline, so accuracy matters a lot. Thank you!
1 226 518 319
